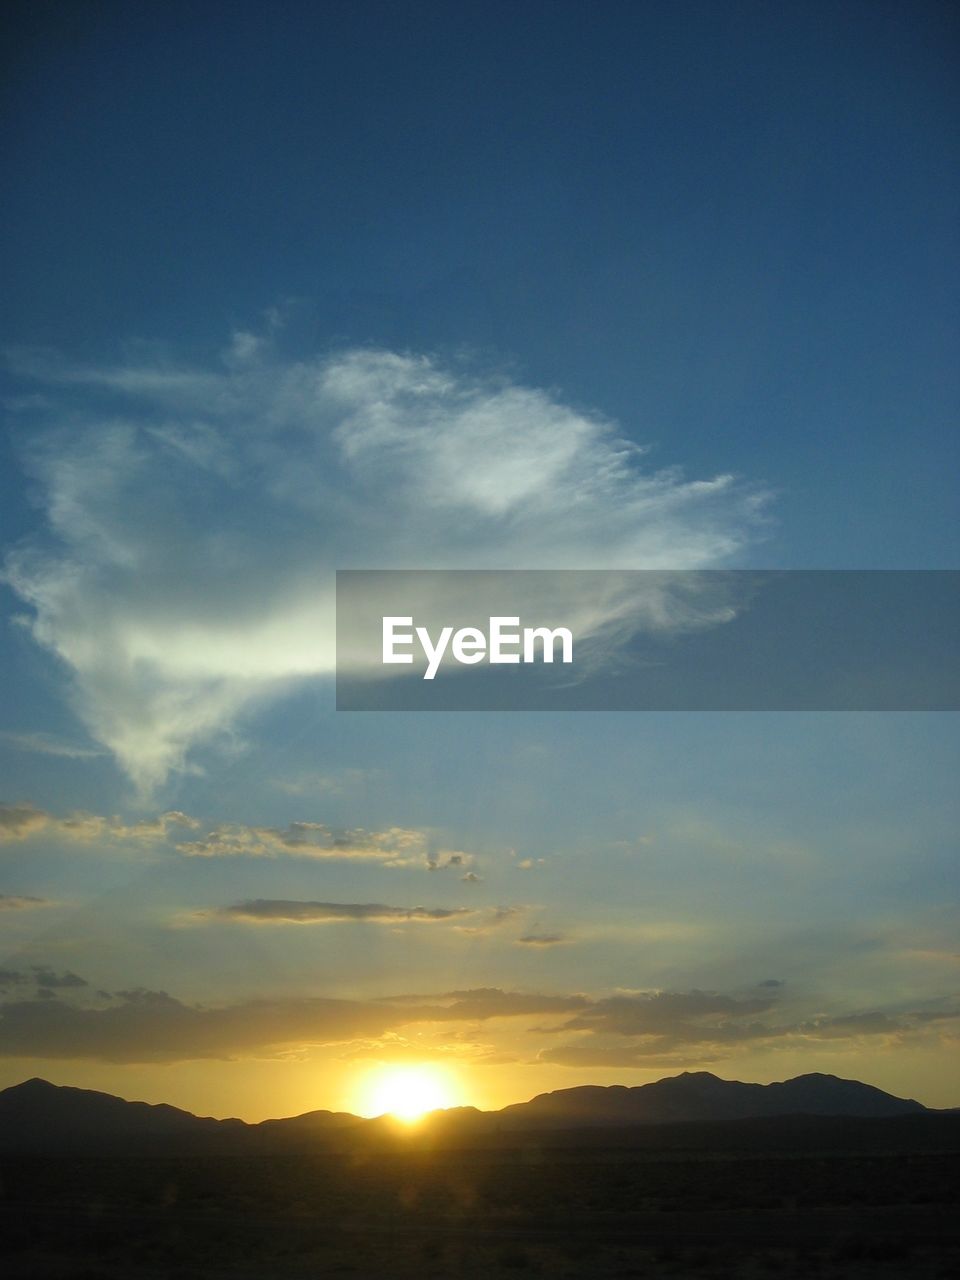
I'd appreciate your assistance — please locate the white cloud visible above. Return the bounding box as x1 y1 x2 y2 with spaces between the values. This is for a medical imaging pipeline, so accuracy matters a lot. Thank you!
3 330 766 792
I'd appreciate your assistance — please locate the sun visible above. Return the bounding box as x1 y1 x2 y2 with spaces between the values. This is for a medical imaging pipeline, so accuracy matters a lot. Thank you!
361 1065 456 1122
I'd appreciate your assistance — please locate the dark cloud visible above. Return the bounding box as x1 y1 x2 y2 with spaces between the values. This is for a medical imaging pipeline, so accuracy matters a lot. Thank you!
561 990 775 1038
0 969 947 1067
0 991 401 1062
798 1012 906 1039
536 989 785 1064
31 968 88 990
0 984 582 1063
0 895 51 911
516 934 571 948
212 900 476 924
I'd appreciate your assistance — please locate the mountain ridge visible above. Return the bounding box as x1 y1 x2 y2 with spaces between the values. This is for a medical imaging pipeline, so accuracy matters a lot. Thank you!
0 1068 936 1154
499 1069 926 1127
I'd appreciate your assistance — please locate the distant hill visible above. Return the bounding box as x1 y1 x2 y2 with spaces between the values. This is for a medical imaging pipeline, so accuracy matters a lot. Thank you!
496 1070 927 1128
0 1077 248 1151
0 1070 936 1154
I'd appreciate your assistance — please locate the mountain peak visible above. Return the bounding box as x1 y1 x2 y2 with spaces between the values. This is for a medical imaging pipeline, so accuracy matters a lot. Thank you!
7 1076 57 1093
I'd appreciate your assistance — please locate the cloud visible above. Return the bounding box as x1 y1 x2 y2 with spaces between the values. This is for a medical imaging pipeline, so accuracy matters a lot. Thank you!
560 990 776 1038
426 851 472 872
516 933 571 947
0 731 105 759
0 973 952 1067
209 899 476 925
0 895 54 911
0 805 50 842
3 332 765 792
535 989 785 1065
796 1012 907 1040
0 803 450 869
271 769 379 796
452 905 526 935
0 802 199 845
0 989 404 1063
30 968 87 989
177 822 443 865
0 981 584 1063
535 990 960 1067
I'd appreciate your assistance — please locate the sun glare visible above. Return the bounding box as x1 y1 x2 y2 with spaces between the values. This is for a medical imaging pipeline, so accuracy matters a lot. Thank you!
361 1065 456 1122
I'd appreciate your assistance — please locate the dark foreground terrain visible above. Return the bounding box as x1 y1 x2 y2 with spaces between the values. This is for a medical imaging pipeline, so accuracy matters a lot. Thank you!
1 1075 957 1277
2 1133 958 1279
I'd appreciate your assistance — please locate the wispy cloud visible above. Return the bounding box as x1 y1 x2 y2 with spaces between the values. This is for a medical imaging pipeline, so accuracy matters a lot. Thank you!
0 731 105 760
3 329 766 792
270 768 380 796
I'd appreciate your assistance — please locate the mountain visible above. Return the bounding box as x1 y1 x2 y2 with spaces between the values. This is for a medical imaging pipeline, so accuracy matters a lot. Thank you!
0 1077 249 1151
0 1071 932 1154
496 1070 927 1128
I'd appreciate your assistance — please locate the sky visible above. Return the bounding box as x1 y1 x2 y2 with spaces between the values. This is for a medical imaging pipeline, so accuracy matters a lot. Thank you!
0 0 957 1121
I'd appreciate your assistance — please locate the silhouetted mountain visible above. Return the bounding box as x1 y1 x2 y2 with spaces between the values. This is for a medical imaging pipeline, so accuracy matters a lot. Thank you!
496 1070 926 1128
0 1071 934 1155
0 1077 249 1151
256 1107 365 1136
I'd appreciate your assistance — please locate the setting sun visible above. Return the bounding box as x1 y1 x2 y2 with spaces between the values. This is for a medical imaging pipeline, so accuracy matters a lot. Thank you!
361 1065 457 1122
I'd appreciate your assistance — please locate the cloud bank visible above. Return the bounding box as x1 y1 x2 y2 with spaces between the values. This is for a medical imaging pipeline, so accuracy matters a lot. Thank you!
4 332 766 791
0 974 952 1067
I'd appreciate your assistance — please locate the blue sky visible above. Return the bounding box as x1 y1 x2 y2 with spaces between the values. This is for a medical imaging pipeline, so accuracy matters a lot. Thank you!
0 1 957 1118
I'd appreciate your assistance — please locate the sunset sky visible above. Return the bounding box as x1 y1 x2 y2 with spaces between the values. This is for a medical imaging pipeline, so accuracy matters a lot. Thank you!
1 1 957 1121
